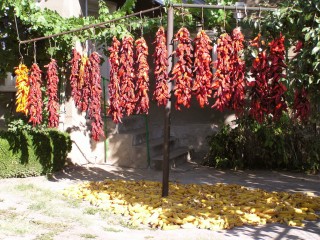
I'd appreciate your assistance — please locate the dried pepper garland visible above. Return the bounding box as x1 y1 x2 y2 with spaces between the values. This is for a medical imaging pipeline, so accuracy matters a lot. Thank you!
249 34 270 123
249 33 287 122
69 49 81 109
171 27 193 110
119 36 136 116
108 36 123 123
153 26 169 107
27 63 43 126
293 87 310 121
80 55 91 112
267 33 287 121
15 63 30 115
292 40 310 121
230 27 246 113
212 33 233 111
135 37 150 114
193 30 213 108
88 52 105 141
45 59 60 128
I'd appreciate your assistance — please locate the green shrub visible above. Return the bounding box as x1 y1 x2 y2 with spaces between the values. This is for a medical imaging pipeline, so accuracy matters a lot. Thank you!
203 116 320 173
0 129 72 178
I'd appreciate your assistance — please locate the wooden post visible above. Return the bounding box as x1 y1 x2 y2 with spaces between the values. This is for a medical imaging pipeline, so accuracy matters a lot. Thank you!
162 5 174 197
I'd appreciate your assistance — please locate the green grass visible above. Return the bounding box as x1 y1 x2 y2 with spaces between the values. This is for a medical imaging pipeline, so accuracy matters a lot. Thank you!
0 209 18 219
28 201 47 211
103 226 123 232
34 232 56 240
0 218 32 235
30 220 67 230
83 206 101 215
15 183 35 191
80 233 97 239
63 196 82 208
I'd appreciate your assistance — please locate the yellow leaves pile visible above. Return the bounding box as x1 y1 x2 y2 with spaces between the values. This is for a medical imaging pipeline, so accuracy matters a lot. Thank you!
63 180 320 230
15 64 30 115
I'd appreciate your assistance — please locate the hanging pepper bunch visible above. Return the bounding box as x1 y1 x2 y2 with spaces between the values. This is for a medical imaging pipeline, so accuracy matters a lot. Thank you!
193 30 213 108
249 34 270 123
293 87 310 121
27 63 43 126
135 37 150 114
69 49 81 108
45 59 60 128
153 26 169 106
291 40 310 121
171 27 193 110
267 33 287 121
88 52 105 141
119 36 136 116
230 27 246 113
108 36 123 123
249 33 287 122
80 55 91 112
293 40 303 54
212 33 233 111
15 63 30 115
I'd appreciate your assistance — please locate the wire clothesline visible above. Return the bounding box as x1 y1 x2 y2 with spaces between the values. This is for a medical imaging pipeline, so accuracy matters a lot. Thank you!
171 3 277 11
18 3 277 45
19 5 163 45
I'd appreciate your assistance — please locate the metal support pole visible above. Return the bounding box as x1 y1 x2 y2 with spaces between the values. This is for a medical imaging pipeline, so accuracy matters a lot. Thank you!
162 5 174 198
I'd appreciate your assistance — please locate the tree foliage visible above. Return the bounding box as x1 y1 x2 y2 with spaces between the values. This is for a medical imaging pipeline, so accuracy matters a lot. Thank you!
0 0 139 78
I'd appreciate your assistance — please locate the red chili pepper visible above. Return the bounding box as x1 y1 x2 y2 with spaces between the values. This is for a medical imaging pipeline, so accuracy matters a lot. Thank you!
69 49 81 109
267 33 287 121
249 33 287 122
171 27 193 110
108 36 123 123
79 55 91 112
293 87 310 122
211 33 233 111
249 49 270 123
27 63 43 126
153 27 169 107
45 59 60 128
193 30 213 108
119 36 136 116
293 40 303 53
88 52 105 141
135 37 150 114
230 27 246 113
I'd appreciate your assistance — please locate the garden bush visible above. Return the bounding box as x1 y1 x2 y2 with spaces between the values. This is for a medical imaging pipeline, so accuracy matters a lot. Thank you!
203 116 320 173
0 129 72 178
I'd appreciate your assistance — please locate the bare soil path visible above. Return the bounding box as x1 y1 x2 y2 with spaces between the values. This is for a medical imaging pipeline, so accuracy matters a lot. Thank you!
0 162 319 240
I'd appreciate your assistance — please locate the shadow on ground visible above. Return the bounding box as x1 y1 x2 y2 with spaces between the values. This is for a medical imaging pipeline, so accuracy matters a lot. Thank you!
51 162 320 196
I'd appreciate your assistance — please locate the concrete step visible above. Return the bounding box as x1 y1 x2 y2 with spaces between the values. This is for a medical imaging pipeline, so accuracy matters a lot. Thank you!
135 136 176 155
149 136 176 147
152 147 190 170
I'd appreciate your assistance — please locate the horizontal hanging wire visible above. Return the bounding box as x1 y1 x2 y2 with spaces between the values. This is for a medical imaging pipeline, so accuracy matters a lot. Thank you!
19 5 164 44
171 3 277 11
19 4 277 45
